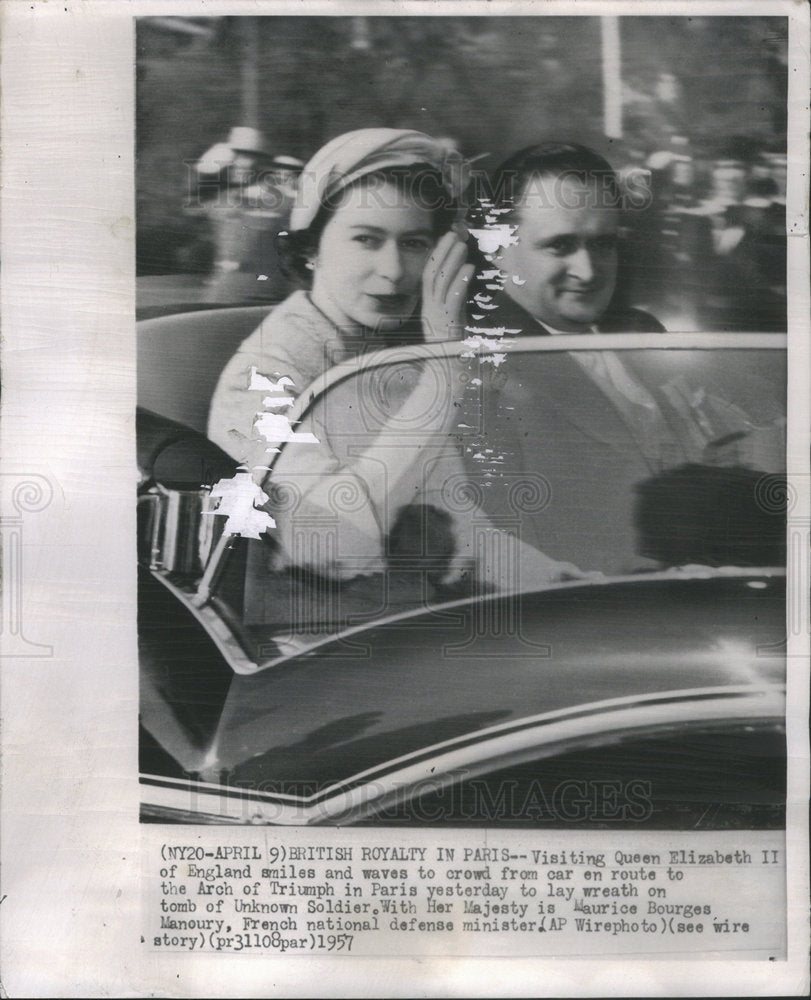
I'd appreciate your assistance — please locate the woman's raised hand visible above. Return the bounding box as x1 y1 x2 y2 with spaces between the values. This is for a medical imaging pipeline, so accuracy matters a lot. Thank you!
421 231 474 343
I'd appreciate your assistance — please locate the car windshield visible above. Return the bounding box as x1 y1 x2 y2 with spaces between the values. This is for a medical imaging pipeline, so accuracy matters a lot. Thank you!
206 337 786 667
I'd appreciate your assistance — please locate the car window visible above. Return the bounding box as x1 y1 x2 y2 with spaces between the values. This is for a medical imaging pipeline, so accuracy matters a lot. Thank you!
207 339 786 667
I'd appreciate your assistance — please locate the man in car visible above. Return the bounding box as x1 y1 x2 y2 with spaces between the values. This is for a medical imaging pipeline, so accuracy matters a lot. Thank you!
461 143 680 568
263 143 783 587
261 143 672 588
457 143 781 574
469 141 663 337
465 142 693 503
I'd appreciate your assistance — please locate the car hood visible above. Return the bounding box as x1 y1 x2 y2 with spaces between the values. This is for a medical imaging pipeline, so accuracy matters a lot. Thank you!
142 569 784 789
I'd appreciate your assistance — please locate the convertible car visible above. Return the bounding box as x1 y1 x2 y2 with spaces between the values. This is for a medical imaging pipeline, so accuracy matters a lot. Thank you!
137 307 787 828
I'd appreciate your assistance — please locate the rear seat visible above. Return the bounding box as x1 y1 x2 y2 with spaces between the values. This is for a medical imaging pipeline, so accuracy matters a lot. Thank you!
137 304 273 433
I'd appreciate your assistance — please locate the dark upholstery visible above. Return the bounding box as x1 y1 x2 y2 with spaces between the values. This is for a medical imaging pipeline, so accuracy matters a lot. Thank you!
137 408 237 491
137 305 273 433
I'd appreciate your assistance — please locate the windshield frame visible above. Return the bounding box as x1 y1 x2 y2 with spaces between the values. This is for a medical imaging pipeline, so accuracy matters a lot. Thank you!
280 331 786 437
187 332 786 671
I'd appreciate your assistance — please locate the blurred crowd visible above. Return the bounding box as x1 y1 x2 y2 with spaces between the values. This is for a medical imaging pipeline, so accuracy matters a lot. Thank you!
178 125 787 332
616 135 787 332
184 126 305 303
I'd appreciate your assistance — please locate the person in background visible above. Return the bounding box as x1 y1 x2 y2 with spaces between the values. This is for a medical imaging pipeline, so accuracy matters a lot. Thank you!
629 142 715 330
683 147 786 331
242 154 304 215
191 127 304 303
710 170 787 332
227 152 305 302
191 126 270 213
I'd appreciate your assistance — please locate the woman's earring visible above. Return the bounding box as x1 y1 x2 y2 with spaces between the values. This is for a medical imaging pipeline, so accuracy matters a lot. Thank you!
305 260 315 271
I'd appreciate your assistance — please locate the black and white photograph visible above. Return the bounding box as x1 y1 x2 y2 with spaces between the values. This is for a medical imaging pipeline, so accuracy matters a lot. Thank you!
1 1 808 995
136 13 789 828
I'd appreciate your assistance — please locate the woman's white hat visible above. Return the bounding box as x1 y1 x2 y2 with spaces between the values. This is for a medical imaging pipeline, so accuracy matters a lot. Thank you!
290 128 469 231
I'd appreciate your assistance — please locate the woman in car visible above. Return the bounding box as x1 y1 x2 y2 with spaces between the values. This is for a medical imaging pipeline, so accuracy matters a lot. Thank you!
207 127 473 468
209 127 585 598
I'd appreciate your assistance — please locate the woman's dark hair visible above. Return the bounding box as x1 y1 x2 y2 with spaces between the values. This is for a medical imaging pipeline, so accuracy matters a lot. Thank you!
277 164 458 286
483 142 622 220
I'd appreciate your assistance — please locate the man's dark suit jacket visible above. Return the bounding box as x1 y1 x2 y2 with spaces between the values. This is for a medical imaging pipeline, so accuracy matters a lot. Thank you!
469 288 666 337
459 291 669 574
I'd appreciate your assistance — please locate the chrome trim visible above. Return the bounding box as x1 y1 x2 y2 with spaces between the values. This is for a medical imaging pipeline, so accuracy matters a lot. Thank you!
139 684 785 825
148 569 261 675
193 528 236 606
136 490 163 570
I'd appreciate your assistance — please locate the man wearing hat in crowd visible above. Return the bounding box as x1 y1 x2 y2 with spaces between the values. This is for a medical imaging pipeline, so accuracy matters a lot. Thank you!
193 126 305 303
236 150 305 302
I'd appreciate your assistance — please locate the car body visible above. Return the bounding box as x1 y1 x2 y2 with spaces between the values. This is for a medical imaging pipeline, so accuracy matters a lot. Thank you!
137 311 787 828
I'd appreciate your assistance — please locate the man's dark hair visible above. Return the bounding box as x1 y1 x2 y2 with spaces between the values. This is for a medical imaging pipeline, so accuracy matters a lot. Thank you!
486 142 622 217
